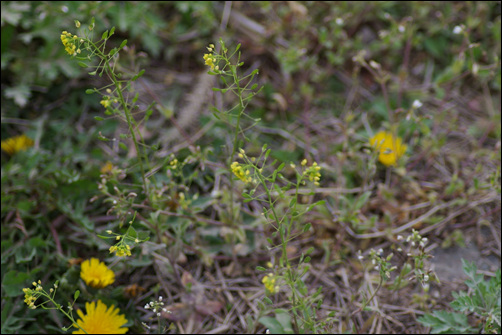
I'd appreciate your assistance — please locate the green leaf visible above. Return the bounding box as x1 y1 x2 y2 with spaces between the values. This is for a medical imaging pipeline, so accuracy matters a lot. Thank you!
119 142 128 151
256 266 267 271
131 69 146 81
78 62 88 68
85 89 95 94
303 223 312 232
94 116 104 121
119 39 128 49
259 311 294 334
289 198 297 208
2 270 30 297
305 246 314 255
109 26 115 37
354 191 371 211
101 30 109 40
74 290 80 301
418 310 472 334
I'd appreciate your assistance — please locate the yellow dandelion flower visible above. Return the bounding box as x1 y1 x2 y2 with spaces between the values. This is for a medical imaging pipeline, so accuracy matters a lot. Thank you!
1 134 34 156
80 258 115 288
369 131 407 167
73 300 128 334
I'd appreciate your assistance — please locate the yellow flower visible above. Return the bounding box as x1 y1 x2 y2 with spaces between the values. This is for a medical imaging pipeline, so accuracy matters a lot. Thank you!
203 52 218 71
109 244 132 257
262 273 280 294
369 131 407 167
100 161 114 174
80 258 115 288
100 98 111 109
1 134 34 155
231 161 252 183
61 31 78 56
73 300 128 334
303 161 321 186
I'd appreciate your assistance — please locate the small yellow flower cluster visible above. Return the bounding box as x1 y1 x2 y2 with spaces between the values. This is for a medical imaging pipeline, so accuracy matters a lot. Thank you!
80 258 115 288
303 161 321 186
109 243 131 257
231 161 252 183
262 273 280 294
369 131 407 167
100 98 111 109
203 44 218 71
100 161 114 174
1 134 34 156
61 31 80 56
169 157 179 169
23 280 48 309
22 280 43 309
178 192 192 210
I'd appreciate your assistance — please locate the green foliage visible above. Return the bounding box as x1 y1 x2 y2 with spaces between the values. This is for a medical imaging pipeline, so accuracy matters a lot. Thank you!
1 1 500 334
418 260 501 334
259 309 294 334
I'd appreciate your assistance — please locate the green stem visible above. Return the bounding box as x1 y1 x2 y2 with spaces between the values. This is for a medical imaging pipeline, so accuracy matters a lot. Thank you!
85 37 148 193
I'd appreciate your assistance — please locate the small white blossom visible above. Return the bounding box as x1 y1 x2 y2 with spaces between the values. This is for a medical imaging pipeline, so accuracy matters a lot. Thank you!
336 18 344 25
453 25 463 34
412 100 423 109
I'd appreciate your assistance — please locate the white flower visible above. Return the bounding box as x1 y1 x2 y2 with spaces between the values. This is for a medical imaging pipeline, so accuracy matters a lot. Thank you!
453 25 463 34
412 100 422 109
397 235 403 240
336 18 344 25
398 25 405 33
